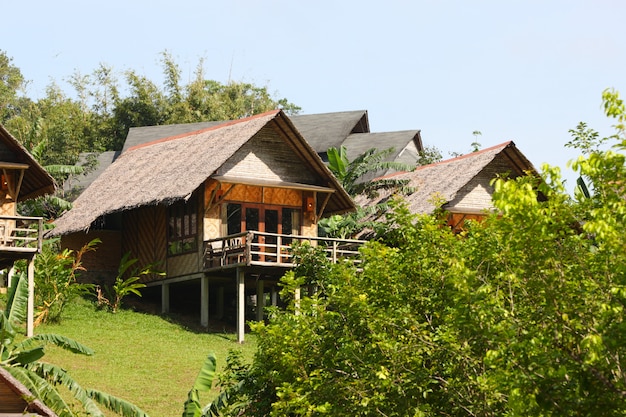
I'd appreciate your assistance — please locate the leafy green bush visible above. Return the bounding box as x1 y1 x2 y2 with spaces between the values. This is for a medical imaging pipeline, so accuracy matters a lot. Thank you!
13 238 99 326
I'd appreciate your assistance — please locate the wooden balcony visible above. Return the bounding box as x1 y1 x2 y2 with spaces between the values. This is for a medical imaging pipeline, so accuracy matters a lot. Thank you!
0 215 44 269
203 231 364 271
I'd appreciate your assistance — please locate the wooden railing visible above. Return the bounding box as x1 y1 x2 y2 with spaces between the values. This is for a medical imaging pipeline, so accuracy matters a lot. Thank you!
0 215 44 253
204 231 365 269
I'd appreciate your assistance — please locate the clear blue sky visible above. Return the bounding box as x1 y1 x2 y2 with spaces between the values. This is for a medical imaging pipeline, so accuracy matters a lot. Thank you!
3 0 625 190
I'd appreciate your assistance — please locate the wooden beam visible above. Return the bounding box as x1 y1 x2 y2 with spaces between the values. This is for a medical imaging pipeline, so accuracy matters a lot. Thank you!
161 283 170 314
201 276 209 327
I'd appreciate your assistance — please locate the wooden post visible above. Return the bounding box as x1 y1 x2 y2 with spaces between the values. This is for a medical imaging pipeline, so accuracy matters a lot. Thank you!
201 276 209 327
161 283 170 314
236 268 245 343
27 256 35 337
256 279 265 322
271 286 278 306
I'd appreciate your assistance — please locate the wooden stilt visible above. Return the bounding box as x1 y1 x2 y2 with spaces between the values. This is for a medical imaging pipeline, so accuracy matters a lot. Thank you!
201 276 209 327
237 268 245 343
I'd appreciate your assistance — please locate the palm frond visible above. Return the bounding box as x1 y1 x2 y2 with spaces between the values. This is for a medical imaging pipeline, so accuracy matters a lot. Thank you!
183 352 217 417
87 389 150 417
28 362 106 417
5 271 28 326
10 346 45 366
18 333 95 356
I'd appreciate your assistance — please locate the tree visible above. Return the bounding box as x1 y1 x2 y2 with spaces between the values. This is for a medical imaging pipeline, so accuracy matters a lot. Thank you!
214 90 626 415
0 272 148 417
0 50 28 123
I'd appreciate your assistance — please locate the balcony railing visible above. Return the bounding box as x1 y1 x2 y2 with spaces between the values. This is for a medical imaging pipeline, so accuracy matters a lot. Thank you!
0 215 44 253
204 231 365 270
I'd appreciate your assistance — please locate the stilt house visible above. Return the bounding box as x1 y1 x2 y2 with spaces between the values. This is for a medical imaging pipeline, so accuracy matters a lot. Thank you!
0 124 55 336
50 110 360 342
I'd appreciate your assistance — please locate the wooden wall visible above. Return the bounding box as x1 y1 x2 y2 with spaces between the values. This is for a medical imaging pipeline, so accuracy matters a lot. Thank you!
122 205 168 283
61 230 122 284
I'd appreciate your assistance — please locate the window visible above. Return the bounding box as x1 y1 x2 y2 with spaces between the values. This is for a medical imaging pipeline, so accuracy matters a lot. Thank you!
168 196 198 255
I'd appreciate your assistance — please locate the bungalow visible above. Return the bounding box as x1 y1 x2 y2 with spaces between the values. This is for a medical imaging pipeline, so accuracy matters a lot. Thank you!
356 141 540 231
0 124 55 336
50 110 360 342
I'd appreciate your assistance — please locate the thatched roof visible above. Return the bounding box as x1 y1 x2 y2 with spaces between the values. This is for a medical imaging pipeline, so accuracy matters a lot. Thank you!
0 366 58 416
356 141 538 214
50 110 354 236
0 124 55 201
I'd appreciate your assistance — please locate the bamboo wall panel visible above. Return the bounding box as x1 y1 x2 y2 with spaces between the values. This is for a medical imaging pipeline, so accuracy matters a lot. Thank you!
204 205 220 240
167 252 200 278
122 205 167 283
226 184 262 203
0 196 15 215
264 187 301 206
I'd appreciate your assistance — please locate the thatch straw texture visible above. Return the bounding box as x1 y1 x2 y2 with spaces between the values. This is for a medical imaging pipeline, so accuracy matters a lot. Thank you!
356 141 537 214
50 111 280 236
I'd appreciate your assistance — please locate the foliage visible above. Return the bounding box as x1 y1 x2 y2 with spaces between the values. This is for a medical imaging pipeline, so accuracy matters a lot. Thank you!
0 50 27 123
415 144 443 166
211 91 626 415
0 273 148 417
183 352 218 417
327 145 415 198
322 145 417 238
97 252 164 313
14 238 99 326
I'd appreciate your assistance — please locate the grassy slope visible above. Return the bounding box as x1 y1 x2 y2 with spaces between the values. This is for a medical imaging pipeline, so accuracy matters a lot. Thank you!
34 297 257 417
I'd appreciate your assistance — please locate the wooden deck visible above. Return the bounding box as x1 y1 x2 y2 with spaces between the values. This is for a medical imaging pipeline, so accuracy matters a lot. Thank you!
203 231 364 271
0 215 44 269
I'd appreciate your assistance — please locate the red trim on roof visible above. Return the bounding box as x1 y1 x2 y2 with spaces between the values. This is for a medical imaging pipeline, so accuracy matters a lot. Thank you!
126 109 281 152
377 141 514 180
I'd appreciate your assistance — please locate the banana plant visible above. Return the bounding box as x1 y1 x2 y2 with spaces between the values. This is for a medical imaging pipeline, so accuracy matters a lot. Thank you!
327 145 415 197
0 272 149 417
183 352 246 417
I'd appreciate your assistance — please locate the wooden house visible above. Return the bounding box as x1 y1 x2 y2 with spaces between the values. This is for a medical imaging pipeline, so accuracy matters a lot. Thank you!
0 367 58 417
356 141 539 231
0 124 55 336
50 110 360 342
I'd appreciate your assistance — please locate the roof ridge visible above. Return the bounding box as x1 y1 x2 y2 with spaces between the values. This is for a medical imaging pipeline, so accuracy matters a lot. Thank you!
377 141 514 180
126 109 281 152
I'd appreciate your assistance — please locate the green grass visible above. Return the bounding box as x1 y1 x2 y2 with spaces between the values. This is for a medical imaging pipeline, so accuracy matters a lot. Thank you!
32 297 257 417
